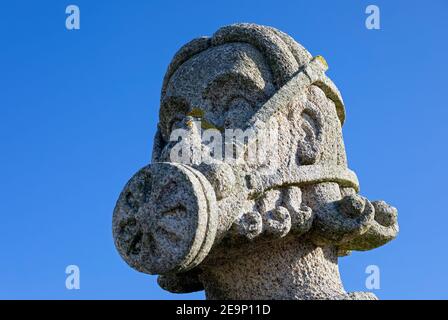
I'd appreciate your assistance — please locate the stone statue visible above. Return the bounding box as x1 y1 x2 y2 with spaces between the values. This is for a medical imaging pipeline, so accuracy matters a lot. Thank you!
112 23 399 300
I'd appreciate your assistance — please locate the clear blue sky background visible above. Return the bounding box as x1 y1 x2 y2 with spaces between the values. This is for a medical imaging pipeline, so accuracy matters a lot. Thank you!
0 0 447 299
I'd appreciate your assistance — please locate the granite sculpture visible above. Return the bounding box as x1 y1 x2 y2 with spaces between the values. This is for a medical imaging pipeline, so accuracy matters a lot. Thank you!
113 23 399 300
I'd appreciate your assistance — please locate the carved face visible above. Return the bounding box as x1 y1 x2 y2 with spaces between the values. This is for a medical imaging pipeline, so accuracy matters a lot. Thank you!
160 43 275 137
160 42 347 170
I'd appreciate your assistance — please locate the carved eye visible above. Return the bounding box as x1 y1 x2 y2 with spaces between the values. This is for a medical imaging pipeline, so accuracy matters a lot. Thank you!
160 96 190 138
203 73 266 128
168 116 182 133
224 96 254 127
227 96 252 112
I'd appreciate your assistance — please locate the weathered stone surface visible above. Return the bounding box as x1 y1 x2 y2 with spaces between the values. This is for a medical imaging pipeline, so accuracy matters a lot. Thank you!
113 23 399 300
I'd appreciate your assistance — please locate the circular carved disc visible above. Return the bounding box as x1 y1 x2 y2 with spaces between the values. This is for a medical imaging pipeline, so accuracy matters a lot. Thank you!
113 162 217 275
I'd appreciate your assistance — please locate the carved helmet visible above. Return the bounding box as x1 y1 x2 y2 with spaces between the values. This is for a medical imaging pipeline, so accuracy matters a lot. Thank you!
156 23 345 148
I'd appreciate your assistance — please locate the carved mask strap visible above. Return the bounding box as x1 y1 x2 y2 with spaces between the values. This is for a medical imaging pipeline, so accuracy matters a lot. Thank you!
247 55 345 136
248 164 360 198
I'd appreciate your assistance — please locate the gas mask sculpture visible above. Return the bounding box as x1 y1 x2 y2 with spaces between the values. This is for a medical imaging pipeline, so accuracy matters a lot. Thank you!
113 24 398 299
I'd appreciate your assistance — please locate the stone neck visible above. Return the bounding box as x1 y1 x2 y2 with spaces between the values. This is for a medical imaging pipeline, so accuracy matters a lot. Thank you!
199 236 348 300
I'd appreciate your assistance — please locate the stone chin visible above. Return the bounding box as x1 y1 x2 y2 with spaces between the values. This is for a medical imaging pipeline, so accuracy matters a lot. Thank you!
112 23 399 300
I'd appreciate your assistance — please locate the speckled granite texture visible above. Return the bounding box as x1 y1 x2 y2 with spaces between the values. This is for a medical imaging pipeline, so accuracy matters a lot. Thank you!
113 23 398 300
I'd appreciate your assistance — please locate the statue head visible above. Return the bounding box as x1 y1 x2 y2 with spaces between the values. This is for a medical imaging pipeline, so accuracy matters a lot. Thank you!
113 24 398 298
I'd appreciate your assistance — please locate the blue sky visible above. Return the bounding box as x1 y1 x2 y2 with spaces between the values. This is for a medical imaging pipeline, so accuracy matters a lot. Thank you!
0 0 447 299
